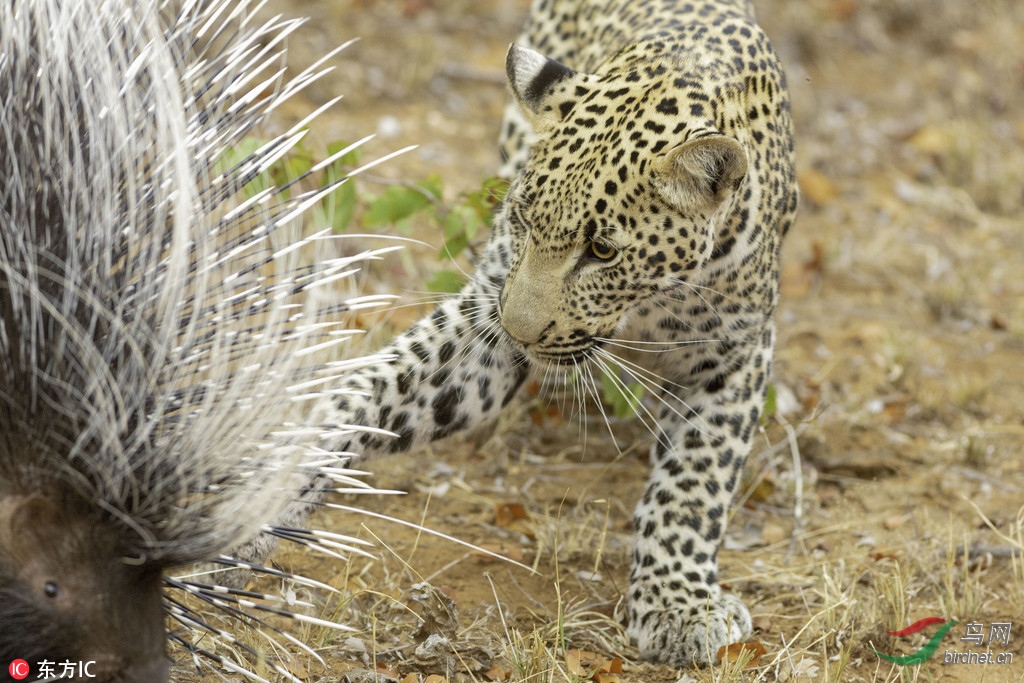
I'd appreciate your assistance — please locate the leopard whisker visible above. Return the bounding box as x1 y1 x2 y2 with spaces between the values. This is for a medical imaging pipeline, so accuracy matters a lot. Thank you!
372 297 455 315
578 359 623 454
414 304 508 387
591 345 692 396
594 336 719 353
587 353 676 451
661 283 728 322
371 288 499 319
433 247 485 286
461 315 510 367
591 347 710 438
412 290 499 303
465 271 504 295
651 301 702 334
667 278 734 304
570 360 592 447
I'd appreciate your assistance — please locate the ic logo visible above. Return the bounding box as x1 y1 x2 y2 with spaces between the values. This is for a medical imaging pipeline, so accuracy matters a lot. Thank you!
8 659 30 680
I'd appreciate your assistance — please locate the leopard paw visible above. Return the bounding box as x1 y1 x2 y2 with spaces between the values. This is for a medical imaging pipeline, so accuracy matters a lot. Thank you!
629 592 752 666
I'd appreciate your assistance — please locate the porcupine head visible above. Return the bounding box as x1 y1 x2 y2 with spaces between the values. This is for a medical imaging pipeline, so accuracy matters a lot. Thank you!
0 494 166 679
0 2 347 680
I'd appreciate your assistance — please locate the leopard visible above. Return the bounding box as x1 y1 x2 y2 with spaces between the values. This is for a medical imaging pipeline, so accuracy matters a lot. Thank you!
286 0 796 667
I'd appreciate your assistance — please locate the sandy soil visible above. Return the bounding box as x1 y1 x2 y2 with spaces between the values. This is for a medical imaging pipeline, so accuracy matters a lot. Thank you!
184 1 1024 681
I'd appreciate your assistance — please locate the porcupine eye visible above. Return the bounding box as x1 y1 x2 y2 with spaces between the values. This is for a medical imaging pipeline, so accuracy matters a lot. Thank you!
43 581 60 599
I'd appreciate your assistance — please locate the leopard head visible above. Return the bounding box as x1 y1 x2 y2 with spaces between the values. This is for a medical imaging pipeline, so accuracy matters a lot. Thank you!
497 44 748 364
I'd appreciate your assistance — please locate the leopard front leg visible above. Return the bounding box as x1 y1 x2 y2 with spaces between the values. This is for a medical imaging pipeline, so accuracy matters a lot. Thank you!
228 241 528 573
303 222 525 461
627 333 772 666
327 284 527 458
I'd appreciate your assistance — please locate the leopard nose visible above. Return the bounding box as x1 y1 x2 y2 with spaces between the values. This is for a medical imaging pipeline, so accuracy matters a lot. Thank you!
502 328 534 347
498 289 546 345
500 313 539 345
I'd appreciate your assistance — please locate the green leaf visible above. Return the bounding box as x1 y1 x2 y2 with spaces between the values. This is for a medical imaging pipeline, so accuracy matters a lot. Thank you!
459 176 508 224
217 137 266 173
441 205 476 239
476 176 510 206
323 178 358 232
762 383 777 421
215 137 273 198
425 269 466 293
326 139 365 167
419 174 444 201
285 151 313 180
600 370 645 419
364 185 434 228
439 205 482 259
267 140 312 196
440 232 470 260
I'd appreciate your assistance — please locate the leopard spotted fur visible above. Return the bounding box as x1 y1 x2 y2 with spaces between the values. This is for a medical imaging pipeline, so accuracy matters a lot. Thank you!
292 0 795 666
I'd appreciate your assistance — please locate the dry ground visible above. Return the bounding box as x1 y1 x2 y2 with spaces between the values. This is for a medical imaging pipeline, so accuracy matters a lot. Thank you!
181 1 1024 681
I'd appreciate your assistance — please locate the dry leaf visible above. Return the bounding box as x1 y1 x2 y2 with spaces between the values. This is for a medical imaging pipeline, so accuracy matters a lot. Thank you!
798 169 838 206
883 515 906 530
565 650 622 680
565 649 588 676
495 502 529 524
495 502 534 538
804 241 825 275
376 661 402 679
880 398 907 424
400 675 418 683
717 641 767 667
530 403 564 427
792 656 821 677
484 662 512 681
908 124 954 155
422 676 448 683
830 0 859 21
780 241 825 298
780 261 813 298
761 521 788 546
402 0 429 19
745 476 774 504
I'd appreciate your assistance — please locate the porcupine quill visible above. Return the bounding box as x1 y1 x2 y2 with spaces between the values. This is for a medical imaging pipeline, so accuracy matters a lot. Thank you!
0 1 411 680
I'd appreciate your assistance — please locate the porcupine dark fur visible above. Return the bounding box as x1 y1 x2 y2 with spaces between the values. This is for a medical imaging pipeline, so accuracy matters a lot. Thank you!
0 1 399 680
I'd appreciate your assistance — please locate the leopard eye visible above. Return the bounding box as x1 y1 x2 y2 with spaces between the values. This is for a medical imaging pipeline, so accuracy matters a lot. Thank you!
589 240 617 261
43 581 60 599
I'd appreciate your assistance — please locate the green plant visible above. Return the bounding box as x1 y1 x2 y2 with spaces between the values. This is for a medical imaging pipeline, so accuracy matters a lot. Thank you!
220 134 509 293
599 371 645 420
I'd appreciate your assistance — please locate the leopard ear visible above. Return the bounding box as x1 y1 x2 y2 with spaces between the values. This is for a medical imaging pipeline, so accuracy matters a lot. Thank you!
506 44 587 128
653 135 748 212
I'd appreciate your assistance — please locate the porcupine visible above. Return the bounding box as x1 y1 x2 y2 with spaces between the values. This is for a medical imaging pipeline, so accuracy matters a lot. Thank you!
0 1 404 681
